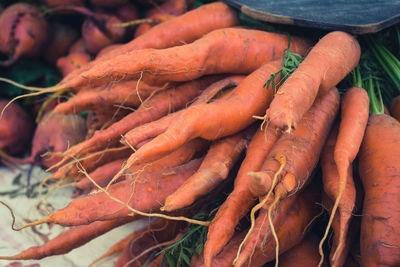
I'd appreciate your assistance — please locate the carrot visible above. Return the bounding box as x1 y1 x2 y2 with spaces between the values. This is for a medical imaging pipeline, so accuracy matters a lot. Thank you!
266 31 360 131
115 220 184 267
75 158 126 192
162 126 255 212
90 218 168 266
203 125 281 267
134 14 176 38
248 87 340 200
54 76 218 169
114 60 284 185
390 95 400 120
56 52 91 77
279 234 328 267
23 158 202 227
122 75 245 148
0 217 134 260
319 87 368 266
69 28 310 89
233 182 321 267
53 80 161 114
358 113 400 266
58 2 239 90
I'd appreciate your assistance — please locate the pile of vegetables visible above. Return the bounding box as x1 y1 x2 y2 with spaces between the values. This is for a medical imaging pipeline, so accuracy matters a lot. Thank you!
0 0 399 266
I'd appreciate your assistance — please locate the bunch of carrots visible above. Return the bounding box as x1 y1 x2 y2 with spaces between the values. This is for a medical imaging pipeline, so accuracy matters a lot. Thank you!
0 1 399 267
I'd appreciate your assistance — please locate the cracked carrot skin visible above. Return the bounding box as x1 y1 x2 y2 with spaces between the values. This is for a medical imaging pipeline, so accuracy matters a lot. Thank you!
42 158 202 226
0 217 134 260
123 60 284 167
162 126 255 212
59 2 239 90
266 31 360 130
203 125 281 267
359 114 400 267
54 80 160 114
248 87 340 199
67 28 311 89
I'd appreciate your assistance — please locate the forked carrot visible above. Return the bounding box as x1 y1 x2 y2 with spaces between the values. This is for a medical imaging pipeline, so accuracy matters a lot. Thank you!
203 125 281 267
266 31 360 131
319 87 369 266
66 28 310 88
162 126 255 212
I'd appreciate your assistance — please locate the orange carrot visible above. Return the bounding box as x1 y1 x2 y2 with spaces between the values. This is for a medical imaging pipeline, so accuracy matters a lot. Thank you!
75 158 126 192
54 80 161 114
0 217 134 260
162 126 255 212
279 234 328 267
90 218 168 266
248 87 340 200
57 77 218 164
359 114 400 266
69 28 310 88
233 182 321 267
117 60 284 176
203 125 281 267
29 159 202 227
58 2 239 90
122 75 244 148
319 87 369 265
266 31 360 131
56 52 91 77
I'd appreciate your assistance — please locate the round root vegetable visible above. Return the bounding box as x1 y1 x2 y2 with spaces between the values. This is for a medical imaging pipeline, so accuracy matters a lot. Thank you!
56 52 91 77
0 217 134 260
319 87 368 266
69 38 87 54
359 114 400 266
70 28 310 89
9 111 87 169
265 31 360 131
114 2 139 22
203 125 281 267
0 100 34 155
390 95 400 121
44 23 79 64
0 3 49 66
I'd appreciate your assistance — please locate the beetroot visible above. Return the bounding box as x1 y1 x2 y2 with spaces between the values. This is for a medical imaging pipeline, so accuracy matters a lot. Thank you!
44 23 79 64
0 100 34 155
56 52 91 77
114 2 139 22
0 3 49 66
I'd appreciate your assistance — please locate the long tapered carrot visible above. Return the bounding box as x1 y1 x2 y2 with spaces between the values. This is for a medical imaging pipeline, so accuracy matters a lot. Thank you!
54 76 218 168
20 159 202 227
234 182 320 267
58 2 239 91
162 126 255 212
54 80 161 114
89 218 168 266
319 87 369 266
121 76 245 148
248 87 340 199
203 125 281 267
266 31 360 131
66 28 310 89
0 217 134 260
75 158 126 192
359 114 400 266
114 60 284 185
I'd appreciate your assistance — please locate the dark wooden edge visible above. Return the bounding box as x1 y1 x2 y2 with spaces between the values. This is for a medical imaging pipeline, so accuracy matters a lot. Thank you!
240 5 400 34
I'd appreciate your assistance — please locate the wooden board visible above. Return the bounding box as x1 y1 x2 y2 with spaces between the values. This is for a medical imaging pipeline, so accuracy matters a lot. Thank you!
223 0 400 34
